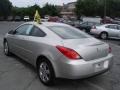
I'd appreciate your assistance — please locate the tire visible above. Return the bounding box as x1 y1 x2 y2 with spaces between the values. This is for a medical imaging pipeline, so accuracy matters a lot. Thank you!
100 32 108 40
82 29 86 32
3 41 11 56
37 58 55 86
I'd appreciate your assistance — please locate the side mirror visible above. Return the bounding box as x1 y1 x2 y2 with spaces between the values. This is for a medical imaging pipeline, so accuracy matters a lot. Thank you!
8 30 16 35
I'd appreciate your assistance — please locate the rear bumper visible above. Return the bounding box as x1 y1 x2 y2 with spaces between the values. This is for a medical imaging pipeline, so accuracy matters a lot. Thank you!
54 54 113 79
90 29 101 36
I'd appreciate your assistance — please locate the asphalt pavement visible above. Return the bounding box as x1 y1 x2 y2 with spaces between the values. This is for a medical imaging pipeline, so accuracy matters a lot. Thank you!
0 21 120 90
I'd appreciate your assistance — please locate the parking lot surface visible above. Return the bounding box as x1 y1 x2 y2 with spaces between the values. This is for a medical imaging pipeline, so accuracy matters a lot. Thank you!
0 22 120 90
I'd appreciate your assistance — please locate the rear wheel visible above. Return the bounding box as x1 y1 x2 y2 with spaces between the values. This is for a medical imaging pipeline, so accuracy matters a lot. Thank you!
4 41 11 56
37 58 55 86
82 29 86 32
100 32 108 40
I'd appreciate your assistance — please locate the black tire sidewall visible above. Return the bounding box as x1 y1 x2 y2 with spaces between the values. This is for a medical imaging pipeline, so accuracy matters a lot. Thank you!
37 59 55 86
4 41 10 56
100 32 108 40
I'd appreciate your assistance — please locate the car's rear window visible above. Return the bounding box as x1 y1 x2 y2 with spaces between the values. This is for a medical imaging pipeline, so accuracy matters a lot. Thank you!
94 23 102 26
48 25 91 39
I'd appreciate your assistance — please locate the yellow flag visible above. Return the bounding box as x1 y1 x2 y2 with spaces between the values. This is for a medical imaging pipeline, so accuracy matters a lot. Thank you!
34 10 41 23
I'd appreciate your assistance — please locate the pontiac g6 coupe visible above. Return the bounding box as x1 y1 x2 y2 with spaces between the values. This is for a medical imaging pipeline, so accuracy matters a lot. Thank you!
3 22 113 85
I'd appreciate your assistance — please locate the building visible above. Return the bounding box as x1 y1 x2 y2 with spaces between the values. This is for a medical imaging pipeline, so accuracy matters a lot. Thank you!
60 2 76 19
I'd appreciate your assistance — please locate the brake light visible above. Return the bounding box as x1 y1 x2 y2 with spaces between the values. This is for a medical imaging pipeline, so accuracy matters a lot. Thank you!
92 26 96 29
109 47 112 53
56 46 82 60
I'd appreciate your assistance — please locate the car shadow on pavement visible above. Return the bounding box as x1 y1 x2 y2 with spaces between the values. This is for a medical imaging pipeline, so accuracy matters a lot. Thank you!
107 38 120 41
104 38 120 46
9 54 37 73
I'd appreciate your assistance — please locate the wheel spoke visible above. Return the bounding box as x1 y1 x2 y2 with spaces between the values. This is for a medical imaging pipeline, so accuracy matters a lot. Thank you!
45 70 50 74
4 42 8 54
39 62 50 82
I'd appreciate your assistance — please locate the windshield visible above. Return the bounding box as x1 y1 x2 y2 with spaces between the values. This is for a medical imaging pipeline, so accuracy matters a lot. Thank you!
48 25 91 39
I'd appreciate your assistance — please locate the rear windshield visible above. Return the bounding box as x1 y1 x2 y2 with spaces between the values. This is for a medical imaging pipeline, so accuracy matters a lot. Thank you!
94 23 102 26
48 25 91 39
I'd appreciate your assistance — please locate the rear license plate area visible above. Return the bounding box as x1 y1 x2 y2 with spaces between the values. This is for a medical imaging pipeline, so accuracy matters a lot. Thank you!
94 61 109 72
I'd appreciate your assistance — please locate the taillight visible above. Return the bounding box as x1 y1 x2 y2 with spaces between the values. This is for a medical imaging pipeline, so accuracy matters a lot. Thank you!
56 46 82 60
92 26 96 29
109 47 112 53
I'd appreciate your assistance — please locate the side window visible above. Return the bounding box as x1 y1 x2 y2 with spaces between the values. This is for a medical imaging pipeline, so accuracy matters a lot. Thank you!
117 26 120 30
29 26 46 37
87 22 94 26
15 24 33 35
81 22 87 26
106 25 117 29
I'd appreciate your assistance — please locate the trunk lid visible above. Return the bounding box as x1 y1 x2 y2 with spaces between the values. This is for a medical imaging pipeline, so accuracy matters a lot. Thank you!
62 38 109 61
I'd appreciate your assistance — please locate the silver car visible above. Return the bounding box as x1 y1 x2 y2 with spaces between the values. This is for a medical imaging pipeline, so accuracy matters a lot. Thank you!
3 22 113 85
91 24 120 39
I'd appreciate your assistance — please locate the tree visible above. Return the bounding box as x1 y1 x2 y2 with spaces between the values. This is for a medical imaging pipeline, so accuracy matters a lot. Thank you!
75 0 120 18
41 3 60 17
12 5 41 20
0 0 12 18
75 0 98 18
11 3 60 19
28 4 41 17
108 0 120 17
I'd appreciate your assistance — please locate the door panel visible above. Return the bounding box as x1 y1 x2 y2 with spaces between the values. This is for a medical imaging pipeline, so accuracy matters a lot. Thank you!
106 25 119 37
117 26 120 38
7 35 19 54
8 35 30 59
8 24 33 62
18 36 44 64
17 26 47 64
108 28 118 37
14 35 34 63
117 31 120 38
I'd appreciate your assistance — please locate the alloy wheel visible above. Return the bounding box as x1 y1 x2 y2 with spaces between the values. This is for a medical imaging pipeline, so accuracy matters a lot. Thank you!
101 33 108 39
39 62 50 83
4 42 9 55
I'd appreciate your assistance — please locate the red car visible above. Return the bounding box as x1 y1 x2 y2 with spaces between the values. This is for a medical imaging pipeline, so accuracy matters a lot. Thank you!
101 17 113 24
48 16 59 22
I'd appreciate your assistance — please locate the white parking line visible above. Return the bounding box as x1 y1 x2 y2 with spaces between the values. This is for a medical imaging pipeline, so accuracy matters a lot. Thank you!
84 81 106 90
